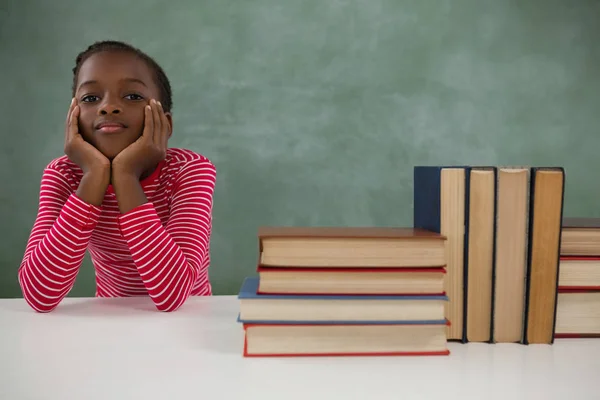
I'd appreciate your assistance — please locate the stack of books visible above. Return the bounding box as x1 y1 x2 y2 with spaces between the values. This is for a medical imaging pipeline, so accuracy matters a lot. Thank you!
555 217 600 338
236 163 573 353
237 226 450 357
413 165 566 345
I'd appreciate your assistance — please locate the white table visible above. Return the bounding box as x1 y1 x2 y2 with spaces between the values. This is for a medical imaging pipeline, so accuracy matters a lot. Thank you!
1 296 599 400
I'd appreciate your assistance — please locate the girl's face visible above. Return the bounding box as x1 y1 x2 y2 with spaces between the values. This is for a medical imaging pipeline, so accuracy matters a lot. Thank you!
74 51 170 160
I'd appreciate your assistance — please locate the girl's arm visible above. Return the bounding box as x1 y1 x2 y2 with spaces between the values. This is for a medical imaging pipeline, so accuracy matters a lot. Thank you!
18 166 103 312
117 158 217 312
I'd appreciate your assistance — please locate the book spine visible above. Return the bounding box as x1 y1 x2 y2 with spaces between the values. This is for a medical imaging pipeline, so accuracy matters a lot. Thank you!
461 167 471 344
490 169 500 344
552 168 566 344
522 168 536 345
490 167 498 343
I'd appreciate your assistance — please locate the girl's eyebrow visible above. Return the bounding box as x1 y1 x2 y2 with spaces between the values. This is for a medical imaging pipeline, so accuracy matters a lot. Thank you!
78 80 98 90
77 78 147 91
122 78 148 87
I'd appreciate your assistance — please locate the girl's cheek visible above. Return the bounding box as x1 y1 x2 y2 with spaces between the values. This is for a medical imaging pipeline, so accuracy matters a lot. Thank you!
135 113 146 132
77 108 95 137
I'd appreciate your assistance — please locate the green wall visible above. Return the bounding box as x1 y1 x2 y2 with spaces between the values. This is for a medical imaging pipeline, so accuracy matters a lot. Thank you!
1 0 599 298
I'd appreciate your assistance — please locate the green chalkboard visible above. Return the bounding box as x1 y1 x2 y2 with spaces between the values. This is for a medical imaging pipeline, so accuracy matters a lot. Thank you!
1 0 599 298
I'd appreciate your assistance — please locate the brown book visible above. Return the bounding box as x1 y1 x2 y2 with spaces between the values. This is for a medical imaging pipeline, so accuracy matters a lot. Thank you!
563 217 600 228
561 217 600 256
492 167 530 343
466 168 496 342
524 168 565 344
257 227 446 268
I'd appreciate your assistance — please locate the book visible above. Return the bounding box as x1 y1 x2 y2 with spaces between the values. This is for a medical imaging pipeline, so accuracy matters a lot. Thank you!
256 266 446 295
561 217 600 256
558 256 600 289
491 167 530 343
523 167 565 344
414 166 466 341
257 226 446 268
238 277 448 323
555 290 600 338
465 167 496 343
242 322 451 357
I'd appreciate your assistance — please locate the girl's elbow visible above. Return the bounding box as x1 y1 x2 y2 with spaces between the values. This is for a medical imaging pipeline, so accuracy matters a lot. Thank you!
19 277 61 313
23 296 59 313
153 294 188 313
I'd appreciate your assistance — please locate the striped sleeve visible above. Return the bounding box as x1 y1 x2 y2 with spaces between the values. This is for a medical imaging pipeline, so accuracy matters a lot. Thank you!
117 158 216 312
18 167 102 312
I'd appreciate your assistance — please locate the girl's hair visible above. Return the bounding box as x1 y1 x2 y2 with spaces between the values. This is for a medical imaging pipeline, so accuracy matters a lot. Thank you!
71 40 173 113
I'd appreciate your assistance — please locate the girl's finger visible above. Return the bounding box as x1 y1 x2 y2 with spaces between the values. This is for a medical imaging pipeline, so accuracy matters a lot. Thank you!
68 105 79 140
158 101 170 148
151 100 161 144
143 105 153 142
65 98 75 139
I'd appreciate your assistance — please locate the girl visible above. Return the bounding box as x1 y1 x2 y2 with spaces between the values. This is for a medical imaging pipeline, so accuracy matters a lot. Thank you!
18 40 217 313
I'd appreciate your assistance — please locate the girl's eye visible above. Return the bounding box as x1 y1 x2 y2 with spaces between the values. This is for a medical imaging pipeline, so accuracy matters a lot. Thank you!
125 94 144 101
81 95 99 102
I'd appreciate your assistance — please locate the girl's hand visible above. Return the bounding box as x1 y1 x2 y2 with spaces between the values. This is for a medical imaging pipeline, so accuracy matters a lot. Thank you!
64 98 110 174
64 98 111 206
112 99 170 179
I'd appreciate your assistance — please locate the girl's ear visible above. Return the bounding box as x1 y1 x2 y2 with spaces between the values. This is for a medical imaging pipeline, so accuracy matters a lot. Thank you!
165 112 173 138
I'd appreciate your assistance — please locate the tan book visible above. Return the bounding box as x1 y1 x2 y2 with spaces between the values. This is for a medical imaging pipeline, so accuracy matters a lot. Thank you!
242 323 450 356
561 217 600 256
558 257 600 289
555 291 600 337
524 167 564 344
440 169 466 340
258 227 446 268
492 167 530 343
256 267 446 295
466 168 496 342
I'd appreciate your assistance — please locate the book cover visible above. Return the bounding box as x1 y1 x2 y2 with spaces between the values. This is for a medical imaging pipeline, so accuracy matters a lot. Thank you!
414 166 468 342
465 167 497 343
523 167 565 345
238 277 448 325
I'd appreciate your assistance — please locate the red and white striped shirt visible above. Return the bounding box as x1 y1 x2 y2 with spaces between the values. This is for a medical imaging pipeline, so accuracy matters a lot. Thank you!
18 148 216 313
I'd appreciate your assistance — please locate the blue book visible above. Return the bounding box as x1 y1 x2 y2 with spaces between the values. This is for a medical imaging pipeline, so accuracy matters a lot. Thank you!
237 276 448 325
413 166 469 342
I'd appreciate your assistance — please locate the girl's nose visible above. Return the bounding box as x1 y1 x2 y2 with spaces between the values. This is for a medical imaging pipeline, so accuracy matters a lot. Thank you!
99 105 121 115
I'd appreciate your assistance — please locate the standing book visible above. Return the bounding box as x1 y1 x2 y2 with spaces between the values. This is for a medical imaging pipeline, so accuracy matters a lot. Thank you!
465 167 496 343
491 167 530 343
414 166 467 342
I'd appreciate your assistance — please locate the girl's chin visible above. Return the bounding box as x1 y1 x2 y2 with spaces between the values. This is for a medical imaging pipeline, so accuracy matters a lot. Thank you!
95 141 137 160
96 148 123 162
